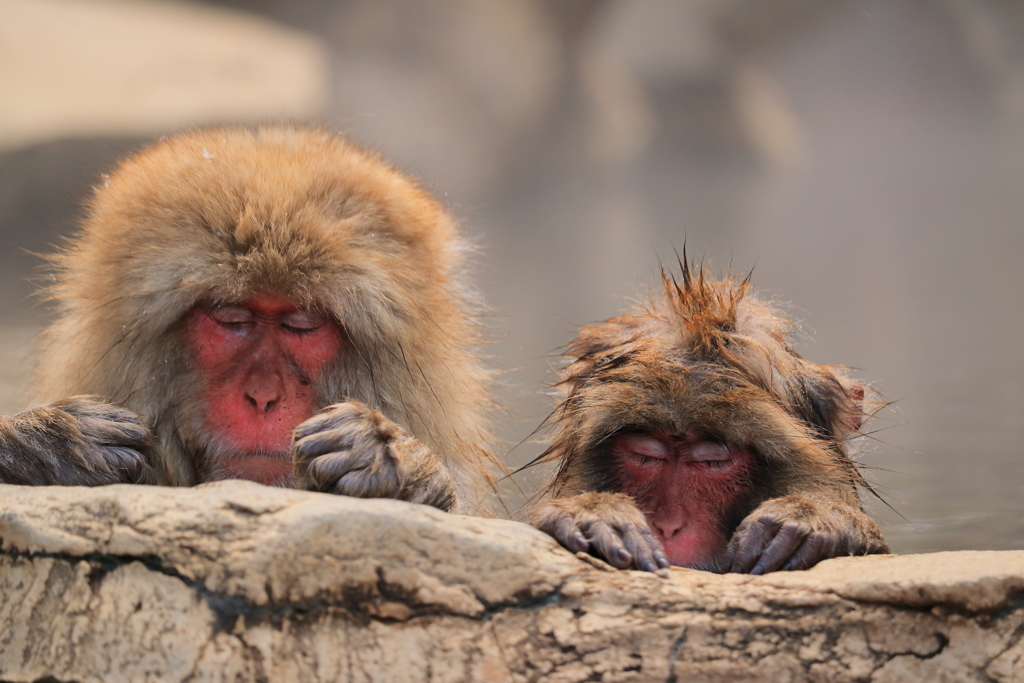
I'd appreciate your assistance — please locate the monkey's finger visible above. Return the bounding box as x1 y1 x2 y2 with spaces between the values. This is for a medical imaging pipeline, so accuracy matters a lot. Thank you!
404 478 458 512
103 446 153 484
400 454 458 511
832 531 868 557
291 429 359 463
728 518 780 574
586 521 633 569
531 509 590 553
48 398 151 448
78 417 152 448
300 447 384 492
721 540 738 570
780 533 834 572
331 462 403 500
750 524 808 575
56 397 146 427
645 529 671 569
67 442 151 483
96 406 147 427
631 518 671 570
293 405 362 441
308 455 390 495
620 524 666 572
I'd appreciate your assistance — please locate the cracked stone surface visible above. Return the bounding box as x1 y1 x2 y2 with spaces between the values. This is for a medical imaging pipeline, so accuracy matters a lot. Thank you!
0 482 1021 682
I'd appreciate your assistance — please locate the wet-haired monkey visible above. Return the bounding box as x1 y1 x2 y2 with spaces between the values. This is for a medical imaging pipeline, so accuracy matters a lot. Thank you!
0 125 498 513
530 263 889 573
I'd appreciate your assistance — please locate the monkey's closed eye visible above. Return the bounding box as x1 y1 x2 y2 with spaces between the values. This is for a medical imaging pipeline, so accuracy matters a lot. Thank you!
281 309 325 333
690 441 734 470
209 305 255 329
615 433 670 462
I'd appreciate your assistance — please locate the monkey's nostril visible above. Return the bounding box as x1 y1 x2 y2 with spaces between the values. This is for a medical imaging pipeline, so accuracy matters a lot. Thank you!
244 392 280 414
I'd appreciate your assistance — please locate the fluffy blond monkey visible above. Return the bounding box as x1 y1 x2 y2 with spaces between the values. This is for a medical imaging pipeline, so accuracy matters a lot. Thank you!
0 125 498 513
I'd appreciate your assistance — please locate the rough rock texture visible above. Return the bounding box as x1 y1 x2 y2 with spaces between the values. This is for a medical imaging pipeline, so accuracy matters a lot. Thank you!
0 482 1021 683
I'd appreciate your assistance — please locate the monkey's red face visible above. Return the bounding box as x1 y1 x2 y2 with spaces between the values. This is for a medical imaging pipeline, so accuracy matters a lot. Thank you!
613 431 755 569
185 294 344 485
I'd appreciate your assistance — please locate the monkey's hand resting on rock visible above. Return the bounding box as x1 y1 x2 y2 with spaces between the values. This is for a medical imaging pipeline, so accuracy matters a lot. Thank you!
533 490 887 574
724 492 890 575
0 396 153 486
530 491 670 572
292 401 458 512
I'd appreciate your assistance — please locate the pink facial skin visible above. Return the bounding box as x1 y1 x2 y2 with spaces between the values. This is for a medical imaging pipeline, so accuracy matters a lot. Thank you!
613 431 755 568
184 294 343 484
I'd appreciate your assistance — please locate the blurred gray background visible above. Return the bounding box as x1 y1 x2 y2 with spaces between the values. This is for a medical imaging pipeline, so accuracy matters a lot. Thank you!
2 0 1023 553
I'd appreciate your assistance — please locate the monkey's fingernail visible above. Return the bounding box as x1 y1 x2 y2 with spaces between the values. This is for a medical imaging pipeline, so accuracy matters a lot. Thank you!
751 564 766 575
615 548 632 565
657 556 670 569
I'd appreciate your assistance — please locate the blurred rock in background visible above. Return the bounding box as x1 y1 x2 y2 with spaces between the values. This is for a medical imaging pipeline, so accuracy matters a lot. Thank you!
2 0 1024 554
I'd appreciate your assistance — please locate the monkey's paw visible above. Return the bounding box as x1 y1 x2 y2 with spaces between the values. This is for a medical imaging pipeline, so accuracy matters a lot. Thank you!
530 491 670 572
0 396 154 486
724 493 890 574
291 401 458 512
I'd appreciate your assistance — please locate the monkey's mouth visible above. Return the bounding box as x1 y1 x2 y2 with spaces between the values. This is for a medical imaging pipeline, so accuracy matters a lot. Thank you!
654 522 732 571
219 452 294 487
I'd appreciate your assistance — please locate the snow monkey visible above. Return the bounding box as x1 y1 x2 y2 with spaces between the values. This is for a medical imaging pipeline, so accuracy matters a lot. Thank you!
0 125 499 513
530 262 889 573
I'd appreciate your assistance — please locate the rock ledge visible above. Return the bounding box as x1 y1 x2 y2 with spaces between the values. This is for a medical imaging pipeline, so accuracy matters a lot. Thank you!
0 482 1021 682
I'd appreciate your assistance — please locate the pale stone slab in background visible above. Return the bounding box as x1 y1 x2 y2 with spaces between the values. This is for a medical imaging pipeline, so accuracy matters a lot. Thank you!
0 0 328 151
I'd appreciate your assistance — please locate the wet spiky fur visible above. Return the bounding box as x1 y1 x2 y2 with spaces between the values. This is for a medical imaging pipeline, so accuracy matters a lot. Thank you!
544 262 878 507
30 125 497 503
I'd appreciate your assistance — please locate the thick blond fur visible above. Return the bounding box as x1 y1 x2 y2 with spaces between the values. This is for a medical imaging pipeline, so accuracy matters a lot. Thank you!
31 125 497 504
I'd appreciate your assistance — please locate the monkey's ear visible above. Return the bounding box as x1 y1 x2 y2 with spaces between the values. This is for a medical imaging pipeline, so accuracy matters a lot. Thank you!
844 384 866 433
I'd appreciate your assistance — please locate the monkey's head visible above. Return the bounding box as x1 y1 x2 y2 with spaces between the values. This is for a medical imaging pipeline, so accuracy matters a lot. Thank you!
34 125 492 490
543 263 875 570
